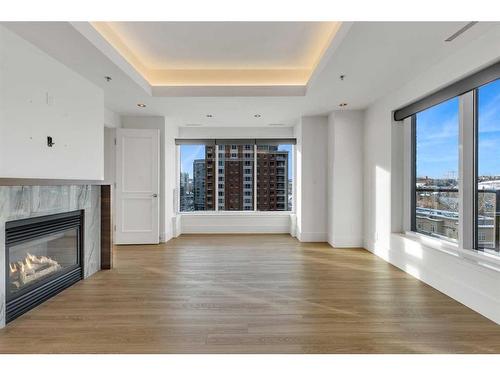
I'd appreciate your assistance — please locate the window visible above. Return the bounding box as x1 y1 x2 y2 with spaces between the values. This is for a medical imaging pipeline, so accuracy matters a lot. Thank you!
256 144 293 211
476 79 500 254
413 97 459 242
396 62 500 259
179 144 215 212
179 139 295 213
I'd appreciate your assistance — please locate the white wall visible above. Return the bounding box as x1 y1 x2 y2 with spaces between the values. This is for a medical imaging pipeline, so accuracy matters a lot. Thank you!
327 111 364 248
103 108 121 184
295 116 328 242
180 213 291 234
103 127 116 184
122 116 168 241
165 118 178 240
104 107 122 129
363 25 500 323
0 25 104 180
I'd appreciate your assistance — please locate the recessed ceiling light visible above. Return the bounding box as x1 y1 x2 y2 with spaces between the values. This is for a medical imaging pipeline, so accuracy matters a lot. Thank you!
206 114 213 118
137 103 146 108
339 103 348 107
254 114 261 118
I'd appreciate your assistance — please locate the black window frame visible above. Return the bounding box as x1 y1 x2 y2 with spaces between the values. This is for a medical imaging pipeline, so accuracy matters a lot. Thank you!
473 80 500 254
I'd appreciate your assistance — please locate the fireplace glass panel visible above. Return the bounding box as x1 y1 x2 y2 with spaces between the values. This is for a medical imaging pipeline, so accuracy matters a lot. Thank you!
8 228 79 296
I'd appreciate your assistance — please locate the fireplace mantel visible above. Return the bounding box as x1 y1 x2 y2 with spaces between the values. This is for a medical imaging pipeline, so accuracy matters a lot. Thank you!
0 178 111 186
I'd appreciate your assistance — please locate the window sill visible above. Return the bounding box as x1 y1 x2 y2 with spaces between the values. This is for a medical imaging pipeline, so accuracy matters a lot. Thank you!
404 231 460 255
399 231 500 272
178 211 294 216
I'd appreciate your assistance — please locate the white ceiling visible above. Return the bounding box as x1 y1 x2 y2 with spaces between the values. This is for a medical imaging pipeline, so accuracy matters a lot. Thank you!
102 22 336 70
3 21 499 128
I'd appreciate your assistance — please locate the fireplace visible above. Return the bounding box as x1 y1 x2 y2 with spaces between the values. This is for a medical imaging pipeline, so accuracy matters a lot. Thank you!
5 210 84 323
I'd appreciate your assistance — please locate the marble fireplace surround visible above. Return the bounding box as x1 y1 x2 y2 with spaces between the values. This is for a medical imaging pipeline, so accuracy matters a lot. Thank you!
0 182 111 328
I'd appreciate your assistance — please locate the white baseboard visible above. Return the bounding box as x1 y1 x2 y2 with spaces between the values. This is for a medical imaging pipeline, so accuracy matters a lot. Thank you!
297 231 327 242
328 236 363 248
182 225 289 234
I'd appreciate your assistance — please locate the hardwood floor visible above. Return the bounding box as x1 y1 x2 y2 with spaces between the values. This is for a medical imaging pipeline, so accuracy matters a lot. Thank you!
1 234 500 353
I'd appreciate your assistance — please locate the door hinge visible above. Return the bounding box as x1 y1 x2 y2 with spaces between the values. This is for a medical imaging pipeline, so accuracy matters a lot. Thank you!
114 138 117 145
114 225 116 231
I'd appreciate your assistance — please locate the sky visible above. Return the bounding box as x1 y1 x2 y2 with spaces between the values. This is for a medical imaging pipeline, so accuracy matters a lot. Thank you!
180 144 294 178
416 79 500 179
180 144 205 178
478 79 500 177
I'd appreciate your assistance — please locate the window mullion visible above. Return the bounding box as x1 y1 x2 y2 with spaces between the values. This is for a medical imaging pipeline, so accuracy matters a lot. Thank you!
459 91 475 251
215 146 219 212
403 116 413 232
176 145 180 213
254 144 257 212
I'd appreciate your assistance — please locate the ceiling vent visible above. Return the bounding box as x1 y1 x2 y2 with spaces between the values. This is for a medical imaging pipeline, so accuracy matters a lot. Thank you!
445 22 478 42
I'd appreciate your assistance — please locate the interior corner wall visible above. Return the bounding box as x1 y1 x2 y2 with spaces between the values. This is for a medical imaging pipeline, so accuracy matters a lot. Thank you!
327 110 364 248
363 24 500 324
295 116 328 242
121 116 168 242
165 119 179 241
0 25 104 180
104 108 122 129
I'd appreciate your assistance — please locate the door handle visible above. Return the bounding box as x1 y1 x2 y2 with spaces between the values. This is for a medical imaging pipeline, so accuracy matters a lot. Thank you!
152 194 158 198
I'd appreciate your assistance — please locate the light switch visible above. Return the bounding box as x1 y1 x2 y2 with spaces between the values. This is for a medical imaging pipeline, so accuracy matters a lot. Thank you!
46 92 54 106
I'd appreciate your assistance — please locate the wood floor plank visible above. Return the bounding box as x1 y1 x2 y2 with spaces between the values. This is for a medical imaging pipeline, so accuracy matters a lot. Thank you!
0 234 499 353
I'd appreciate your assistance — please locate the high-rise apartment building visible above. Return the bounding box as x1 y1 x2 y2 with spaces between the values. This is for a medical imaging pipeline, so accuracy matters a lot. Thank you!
193 159 206 210
179 172 190 211
215 144 254 211
256 145 289 211
198 144 289 211
204 146 216 210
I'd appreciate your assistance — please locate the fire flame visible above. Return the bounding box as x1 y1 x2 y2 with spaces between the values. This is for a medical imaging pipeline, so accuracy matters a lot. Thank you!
10 253 60 275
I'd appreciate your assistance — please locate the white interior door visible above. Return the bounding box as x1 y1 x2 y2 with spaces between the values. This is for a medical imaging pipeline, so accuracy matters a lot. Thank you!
115 128 160 244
